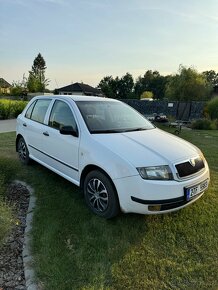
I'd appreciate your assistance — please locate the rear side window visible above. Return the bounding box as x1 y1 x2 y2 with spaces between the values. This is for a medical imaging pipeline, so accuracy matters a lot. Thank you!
30 99 51 124
25 101 36 119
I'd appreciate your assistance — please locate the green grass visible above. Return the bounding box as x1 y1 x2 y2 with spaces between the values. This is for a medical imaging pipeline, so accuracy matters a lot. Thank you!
0 129 217 289
0 197 13 246
0 133 18 245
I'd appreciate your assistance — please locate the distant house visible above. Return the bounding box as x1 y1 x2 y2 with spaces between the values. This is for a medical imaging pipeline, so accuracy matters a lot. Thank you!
54 82 102 97
0 78 11 94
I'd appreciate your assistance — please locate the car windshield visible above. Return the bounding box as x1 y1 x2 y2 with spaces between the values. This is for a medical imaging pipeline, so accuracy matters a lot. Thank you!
76 100 155 133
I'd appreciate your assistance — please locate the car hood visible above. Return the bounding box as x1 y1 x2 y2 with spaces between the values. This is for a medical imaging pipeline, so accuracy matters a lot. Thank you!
92 128 200 167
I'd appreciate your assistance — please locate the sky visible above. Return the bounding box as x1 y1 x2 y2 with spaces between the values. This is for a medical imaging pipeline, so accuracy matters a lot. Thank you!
0 0 218 89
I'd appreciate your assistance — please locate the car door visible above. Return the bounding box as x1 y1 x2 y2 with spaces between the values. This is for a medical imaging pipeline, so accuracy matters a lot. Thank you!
23 98 52 161
40 99 80 184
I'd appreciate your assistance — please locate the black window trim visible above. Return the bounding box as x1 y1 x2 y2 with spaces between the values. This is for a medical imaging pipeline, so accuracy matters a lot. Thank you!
48 99 79 135
25 100 37 120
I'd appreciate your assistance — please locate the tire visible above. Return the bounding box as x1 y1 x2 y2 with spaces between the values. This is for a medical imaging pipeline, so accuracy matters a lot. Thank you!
17 137 30 165
83 170 120 219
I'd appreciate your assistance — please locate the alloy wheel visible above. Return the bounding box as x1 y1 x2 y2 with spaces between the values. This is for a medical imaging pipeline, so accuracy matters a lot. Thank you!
87 178 109 212
18 139 27 162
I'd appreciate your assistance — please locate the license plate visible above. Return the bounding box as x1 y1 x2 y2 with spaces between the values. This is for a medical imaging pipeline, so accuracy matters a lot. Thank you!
185 179 209 201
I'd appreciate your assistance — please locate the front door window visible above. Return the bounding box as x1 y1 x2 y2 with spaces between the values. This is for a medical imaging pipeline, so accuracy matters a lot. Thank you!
49 100 77 132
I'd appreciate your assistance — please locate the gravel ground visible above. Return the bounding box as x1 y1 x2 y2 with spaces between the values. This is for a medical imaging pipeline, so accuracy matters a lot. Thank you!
0 182 30 290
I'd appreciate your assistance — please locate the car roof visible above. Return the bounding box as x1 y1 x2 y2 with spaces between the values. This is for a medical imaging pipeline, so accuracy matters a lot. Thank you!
33 95 119 103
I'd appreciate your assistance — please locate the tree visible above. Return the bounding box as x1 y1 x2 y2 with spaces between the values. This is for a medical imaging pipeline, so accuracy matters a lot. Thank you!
11 74 28 98
118 73 134 99
202 70 218 86
98 73 135 99
140 91 154 100
134 70 167 99
27 53 49 93
98 76 117 98
165 65 210 101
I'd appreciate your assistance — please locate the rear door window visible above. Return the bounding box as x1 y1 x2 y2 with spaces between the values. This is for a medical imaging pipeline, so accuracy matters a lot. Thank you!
25 101 36 119
30 99 51 124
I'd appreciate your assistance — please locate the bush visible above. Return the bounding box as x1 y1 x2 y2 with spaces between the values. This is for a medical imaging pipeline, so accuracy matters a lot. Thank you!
207 96 218 120
0 99 27 119
0 99 13 119
11 100 28 118
191 118 218 130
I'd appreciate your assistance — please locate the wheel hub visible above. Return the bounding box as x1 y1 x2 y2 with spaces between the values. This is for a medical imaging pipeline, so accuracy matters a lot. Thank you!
87 178 109 212
18 141 26 160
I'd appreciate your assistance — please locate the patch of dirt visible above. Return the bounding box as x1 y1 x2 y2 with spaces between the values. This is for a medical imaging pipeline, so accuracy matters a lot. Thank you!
0 183 30 290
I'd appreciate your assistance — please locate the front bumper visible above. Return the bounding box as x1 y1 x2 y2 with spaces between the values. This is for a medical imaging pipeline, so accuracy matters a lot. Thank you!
114 164 210 215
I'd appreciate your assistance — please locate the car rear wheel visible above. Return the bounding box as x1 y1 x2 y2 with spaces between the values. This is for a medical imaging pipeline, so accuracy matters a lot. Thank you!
83 170 120 219
17 137 30 165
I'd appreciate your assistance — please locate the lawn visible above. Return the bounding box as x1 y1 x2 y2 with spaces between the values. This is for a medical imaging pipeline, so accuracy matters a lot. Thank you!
0 129 217 290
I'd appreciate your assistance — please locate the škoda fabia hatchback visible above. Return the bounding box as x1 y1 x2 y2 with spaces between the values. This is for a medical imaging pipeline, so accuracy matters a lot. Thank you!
16 95 210 218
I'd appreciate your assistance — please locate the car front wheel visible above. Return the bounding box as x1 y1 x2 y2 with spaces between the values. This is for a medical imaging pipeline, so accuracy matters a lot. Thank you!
83 170 120 219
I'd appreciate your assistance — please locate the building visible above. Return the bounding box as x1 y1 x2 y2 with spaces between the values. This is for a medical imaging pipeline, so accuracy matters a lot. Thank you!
54 82 102 97
0 78 11 94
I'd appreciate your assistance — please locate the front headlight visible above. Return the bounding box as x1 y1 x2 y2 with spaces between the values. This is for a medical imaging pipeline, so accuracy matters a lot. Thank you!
137 165 173 180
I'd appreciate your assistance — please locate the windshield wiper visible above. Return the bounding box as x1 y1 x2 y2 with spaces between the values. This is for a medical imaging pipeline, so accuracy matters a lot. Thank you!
91 129 122 134
91 127 148 134
122 127 147 132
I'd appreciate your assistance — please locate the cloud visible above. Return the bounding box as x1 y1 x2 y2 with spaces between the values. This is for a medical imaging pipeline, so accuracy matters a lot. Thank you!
36 0 69 5
133 1 218 26
1 0 70 7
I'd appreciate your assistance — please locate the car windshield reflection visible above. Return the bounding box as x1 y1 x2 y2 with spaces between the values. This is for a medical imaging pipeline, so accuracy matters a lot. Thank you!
76 101 155 133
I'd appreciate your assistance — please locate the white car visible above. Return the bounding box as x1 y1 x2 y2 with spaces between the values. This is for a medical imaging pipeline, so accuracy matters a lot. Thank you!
16 95 210 218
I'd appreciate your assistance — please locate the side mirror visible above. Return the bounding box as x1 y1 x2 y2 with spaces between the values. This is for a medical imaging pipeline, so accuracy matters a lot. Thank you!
59 126 79 137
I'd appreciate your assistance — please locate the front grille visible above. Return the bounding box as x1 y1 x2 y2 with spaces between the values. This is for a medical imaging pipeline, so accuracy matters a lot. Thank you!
175 157 205 178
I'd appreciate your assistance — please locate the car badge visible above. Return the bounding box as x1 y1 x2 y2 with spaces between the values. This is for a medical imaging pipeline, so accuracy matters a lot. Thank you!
189 158 196 167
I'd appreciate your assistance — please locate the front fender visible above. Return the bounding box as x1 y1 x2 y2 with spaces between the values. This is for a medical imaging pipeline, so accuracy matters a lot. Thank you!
79 137 138 181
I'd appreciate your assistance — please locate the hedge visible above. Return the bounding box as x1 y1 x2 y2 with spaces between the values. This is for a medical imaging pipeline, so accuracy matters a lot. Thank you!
0 99 28 120
206 96 218 120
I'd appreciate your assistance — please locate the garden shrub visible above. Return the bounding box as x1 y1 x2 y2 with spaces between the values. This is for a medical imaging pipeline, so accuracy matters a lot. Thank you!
0 99 27 119
206 96 218 120
191 118 218 130
11 100 27 118
0 100 13 119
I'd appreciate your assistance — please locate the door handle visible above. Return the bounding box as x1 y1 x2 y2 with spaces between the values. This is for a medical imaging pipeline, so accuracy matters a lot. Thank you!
43 131 49 136
23 123 27 127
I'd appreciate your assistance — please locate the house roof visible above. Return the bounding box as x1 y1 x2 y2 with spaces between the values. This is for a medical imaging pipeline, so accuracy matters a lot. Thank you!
0 78 11 88
56 82 101 95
